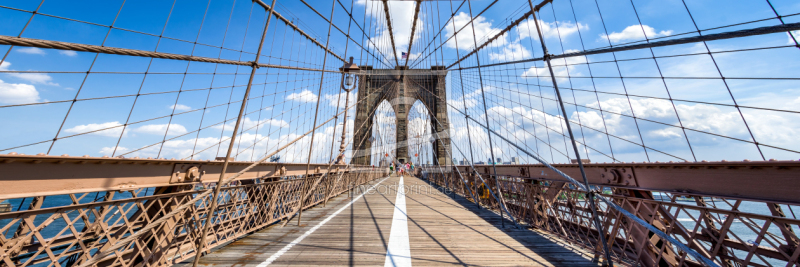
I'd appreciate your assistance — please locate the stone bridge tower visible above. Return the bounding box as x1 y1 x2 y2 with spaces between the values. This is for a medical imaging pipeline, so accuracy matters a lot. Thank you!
352 66 451 166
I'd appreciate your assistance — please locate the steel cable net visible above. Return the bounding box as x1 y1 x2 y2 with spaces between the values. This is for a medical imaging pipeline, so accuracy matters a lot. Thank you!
1 0 800 267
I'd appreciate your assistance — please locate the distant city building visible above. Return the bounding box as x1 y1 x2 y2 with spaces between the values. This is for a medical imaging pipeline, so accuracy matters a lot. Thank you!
496 158 501 164
511 157 520 164
476 161 485 165
571 159 591 164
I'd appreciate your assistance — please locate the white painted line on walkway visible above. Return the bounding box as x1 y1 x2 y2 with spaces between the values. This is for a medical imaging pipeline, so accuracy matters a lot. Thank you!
384 176 412 267
257 176 391 267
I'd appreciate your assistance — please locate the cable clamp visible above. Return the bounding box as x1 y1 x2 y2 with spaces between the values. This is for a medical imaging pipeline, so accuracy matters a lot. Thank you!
250 61 260 68
543 54 553 61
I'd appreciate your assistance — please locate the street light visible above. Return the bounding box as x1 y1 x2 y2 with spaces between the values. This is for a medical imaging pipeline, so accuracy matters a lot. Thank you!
335 57 360 164
344 75 355 89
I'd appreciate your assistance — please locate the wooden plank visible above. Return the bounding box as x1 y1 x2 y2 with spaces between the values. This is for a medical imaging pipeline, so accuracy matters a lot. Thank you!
181 175 600 266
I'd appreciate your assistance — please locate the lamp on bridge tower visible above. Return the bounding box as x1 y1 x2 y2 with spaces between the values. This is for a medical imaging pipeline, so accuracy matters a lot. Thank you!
336 57 360 164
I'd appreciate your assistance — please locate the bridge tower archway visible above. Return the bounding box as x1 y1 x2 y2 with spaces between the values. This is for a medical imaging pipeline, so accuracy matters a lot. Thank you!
408 100 435 166
352 66 451 166
368 100 397 167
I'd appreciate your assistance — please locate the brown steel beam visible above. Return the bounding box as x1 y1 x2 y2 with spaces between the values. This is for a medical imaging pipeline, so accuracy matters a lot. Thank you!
0 154 364 199
441 160 800 204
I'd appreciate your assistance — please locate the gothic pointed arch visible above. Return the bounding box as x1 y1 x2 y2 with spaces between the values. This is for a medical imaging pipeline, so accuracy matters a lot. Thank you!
352 66 451 165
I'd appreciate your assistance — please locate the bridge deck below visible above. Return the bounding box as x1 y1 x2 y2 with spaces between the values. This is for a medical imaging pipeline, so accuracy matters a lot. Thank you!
187 175 598 266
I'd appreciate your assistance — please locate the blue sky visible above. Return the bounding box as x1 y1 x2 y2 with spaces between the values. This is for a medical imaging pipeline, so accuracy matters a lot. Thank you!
0 0 799 164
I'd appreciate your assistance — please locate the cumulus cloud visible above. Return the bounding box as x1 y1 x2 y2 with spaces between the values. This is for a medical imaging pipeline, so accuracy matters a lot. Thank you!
134 124 188 136
601 25 673 44
324 91 357 108
1 61 59 86
521 49 585 83
517 19 588 40
8 73 59 86
569 97 800 160
357 0 423 61
64 121 125 137
169 104 191 111
214 117 289 132
445 12 507 51
788 30 800 45
448 86 492 111
17 47 45 55
0 79 39 105
522 64 573 83
100 146 128 155
59 50 78 57
287 89 317 103
489 42 531 62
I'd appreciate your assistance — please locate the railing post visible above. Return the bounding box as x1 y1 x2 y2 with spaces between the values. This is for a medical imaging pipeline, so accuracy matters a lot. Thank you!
525 2 614 265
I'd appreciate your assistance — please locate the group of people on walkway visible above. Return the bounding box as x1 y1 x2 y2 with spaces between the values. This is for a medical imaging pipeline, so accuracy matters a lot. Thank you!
388 161 414 176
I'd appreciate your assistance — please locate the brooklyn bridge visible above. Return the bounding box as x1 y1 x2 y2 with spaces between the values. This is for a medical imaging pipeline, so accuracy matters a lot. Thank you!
0 0 799 266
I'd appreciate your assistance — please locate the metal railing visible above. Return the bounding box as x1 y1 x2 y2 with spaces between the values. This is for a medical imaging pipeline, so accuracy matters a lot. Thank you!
0 156 386 267
424 161 800 267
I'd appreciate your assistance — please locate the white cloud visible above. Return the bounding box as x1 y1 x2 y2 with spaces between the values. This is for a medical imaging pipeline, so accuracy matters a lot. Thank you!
287 89 318 103
0 78 39 105
100 146 128 155
573 97 800 154
59 50 78 57
64 121 125 137
601 25 673 44
214 117 289 131
560 49 588 65
169 104 191 111
522 64 573 83
445 12 507 51
17 47 45 55
324 91 357 108
517 19 588 40
134 124 188 136
0 61 59 86
521 49 585 83
788 30 800 45
357 0 422 61
489 42 531 62
7 73 59 86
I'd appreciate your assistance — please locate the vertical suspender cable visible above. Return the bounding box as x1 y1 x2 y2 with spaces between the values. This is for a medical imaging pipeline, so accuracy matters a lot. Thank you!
448 0 480 205
465 0 516 229
526 2 614 265
192 0 278 266
293 0 338 226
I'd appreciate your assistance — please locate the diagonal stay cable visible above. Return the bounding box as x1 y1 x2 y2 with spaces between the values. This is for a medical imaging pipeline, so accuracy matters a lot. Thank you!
380 0 400 66
407 73 719 266
73 84 376 267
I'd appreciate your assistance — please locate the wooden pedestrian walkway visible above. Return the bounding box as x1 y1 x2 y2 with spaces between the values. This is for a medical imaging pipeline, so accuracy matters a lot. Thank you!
183 175 599 266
